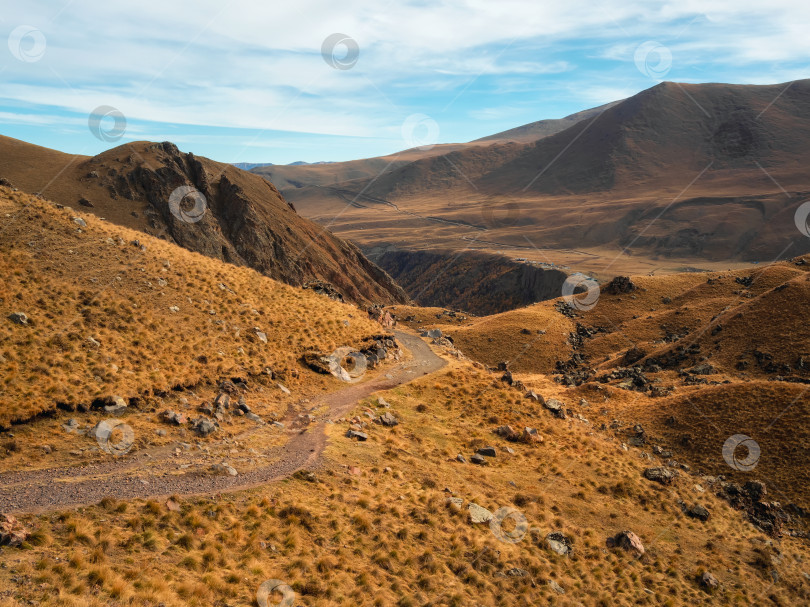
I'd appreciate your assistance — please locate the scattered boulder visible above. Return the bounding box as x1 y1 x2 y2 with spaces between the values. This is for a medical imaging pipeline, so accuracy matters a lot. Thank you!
547 579 565 594
251 327 268 344
72 217 87 227
211 462 237 476
468 503 493 524
470 453 486 465
79 197 94 207
525 390 544 404
160 409 188 425
303 279 344 302
456 454 467 463
606 530 645 556
544 398 566 419
506 568 529 577
644 467 678 485
7 312 28 326
0 514 29 547
446 496 464 509
700 571 719 590
345 430 368 441
605 276 636 294
545 532 573 556
687 504 711 522
520 427 542 444
476 446 497 457
192 417 217 437
494 425 518 440
421 328 442 339
102 396 128 415
377 412 399 427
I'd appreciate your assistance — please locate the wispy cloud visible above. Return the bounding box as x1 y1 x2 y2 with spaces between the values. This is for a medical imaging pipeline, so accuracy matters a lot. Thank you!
1 0 808 162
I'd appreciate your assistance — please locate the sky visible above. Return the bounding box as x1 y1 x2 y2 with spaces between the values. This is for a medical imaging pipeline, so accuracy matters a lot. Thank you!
0 1 808 165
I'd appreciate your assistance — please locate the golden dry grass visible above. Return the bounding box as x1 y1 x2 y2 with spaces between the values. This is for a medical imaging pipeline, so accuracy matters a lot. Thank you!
2 362 809 606
0 186 385 427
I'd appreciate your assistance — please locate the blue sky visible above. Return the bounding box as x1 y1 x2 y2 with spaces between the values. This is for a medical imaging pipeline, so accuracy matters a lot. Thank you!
1 1 808 165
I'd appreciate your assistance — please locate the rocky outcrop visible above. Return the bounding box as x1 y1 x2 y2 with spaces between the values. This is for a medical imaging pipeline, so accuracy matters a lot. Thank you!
18 140 408 306
367 248 568 315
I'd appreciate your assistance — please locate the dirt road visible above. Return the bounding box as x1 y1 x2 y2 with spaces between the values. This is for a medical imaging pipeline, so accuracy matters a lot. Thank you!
0 331 446 514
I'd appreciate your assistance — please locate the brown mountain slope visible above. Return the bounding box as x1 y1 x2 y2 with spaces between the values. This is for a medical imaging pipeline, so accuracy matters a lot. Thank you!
0 185 394 427
358 80 810 199
391 258 810 507
473 99 622 143
0 136 407 306
273 80 810 282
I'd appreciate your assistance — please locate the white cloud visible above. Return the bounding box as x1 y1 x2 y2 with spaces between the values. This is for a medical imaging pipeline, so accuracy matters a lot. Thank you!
1 0 809 145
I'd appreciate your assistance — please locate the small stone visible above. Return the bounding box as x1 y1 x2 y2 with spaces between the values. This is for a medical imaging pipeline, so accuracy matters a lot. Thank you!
72 217 87 227
544 398 566 419
700 571 719 590
607 531 645 556
103 396 128 415
456 454 467 463
644 467 678 485
252 327 268 343
7 312 28 326
278 383 291 395
447 496 464 508
470 453 486 465
377 412 399 427
467 503 493 523
687 504 710 521
476 446 497 457
212 462 237 476
192 417 218 437
547 579 565 594
545 532 573 556
345 430 368 441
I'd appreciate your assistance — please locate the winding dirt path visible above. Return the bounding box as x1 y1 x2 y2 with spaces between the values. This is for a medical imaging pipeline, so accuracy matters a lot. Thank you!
0 331 446 514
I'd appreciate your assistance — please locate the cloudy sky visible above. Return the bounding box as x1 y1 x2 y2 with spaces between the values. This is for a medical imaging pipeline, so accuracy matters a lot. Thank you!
1 1 808 164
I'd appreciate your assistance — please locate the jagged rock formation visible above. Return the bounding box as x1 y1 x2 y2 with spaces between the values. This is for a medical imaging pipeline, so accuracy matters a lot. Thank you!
0 137 408 306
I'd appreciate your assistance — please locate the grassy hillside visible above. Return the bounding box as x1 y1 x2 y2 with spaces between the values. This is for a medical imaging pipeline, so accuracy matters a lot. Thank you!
1 359 809 606
0 185 387 427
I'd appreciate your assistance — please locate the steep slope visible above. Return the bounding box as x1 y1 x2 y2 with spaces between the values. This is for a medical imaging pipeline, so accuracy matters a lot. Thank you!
0 186 394 427
358 80 810 199
272 80 810 278
369 249 569 315
0 136 407 306
473 99 622 143
392 259 810 508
